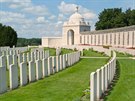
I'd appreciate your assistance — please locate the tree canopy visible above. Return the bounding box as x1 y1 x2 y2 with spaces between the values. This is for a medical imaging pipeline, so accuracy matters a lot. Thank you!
0 23 17 47
95 8 135 30
17 38 41 47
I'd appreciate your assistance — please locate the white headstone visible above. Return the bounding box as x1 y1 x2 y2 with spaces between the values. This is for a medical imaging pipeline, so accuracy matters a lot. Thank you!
96 69 102 99
60 55 63 70
9 64 18 90
23 53 27 62
0 56 6 67
47 57 53 75
7 55 13 69
42 58 48 77
56 56 60 72
63 55 66 69
31 52 34 61
28 61 36 82
18 53 23 64
20 62 28 86
36 60 42 80
90 72 97 101
52 56 56 73
27 53 31 62
13 55 17 66
0 66 7 94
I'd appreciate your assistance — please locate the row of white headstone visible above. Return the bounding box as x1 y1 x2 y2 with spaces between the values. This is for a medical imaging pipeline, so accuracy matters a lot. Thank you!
0 47 28 55
90 51 116 101
0 51 80 94
0 50 50 69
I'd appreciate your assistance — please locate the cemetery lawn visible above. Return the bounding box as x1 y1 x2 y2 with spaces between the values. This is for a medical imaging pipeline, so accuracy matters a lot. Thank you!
60 48 74 55
44 47 56 56
115 51 133 57
44 47 75 56
105 59 135 101
0 58 108 101
83 49 108 57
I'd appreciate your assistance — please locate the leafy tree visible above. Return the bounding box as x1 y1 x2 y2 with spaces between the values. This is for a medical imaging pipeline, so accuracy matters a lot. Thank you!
95 8 135 30
125 9 135 26
0 23 17 47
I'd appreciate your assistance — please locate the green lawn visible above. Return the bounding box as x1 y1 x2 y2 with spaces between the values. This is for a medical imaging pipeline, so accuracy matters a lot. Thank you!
115 51 133 57
44 47 75 56
60 48 74 55
105 59 135 101
83 49 107 57
44 47 56 56
0 58 108 101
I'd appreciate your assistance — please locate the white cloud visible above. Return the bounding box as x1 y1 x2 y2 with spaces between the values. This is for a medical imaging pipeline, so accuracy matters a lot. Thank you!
82 12 97 20
0 10 62 38
4 0 49 16
58 1 76 14
58 1 97 20
36 17 45 23
22 5 48 16
9 2 31 9
48 15 56 20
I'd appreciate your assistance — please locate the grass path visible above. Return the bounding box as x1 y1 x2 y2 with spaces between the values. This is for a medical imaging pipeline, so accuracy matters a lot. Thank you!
105 59 135 101
0 58 108 101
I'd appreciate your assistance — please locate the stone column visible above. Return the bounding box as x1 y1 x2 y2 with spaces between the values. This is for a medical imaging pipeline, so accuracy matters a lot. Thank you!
124 32 128 47
111 33 115 46
100 34 102 46
89 35 91 45
120 32 124 47
129 31 133 47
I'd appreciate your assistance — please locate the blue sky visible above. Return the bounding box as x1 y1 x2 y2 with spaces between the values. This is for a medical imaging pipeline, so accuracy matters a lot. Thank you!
0 0 135 38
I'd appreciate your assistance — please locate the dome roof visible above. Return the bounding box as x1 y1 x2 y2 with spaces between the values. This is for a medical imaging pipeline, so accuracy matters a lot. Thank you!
69 12 84 23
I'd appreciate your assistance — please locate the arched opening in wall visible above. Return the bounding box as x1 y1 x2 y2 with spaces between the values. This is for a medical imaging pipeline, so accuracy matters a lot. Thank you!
67 29 74 45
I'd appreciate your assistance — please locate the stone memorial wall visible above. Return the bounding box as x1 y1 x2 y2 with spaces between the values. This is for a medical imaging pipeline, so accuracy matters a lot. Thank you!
80 26 135 48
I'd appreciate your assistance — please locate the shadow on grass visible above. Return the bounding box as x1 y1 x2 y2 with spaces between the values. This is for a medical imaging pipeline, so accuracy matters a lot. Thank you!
102 60 121 101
